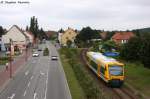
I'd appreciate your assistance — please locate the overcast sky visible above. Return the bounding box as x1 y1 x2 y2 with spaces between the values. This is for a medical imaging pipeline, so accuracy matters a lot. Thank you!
0 0 150 31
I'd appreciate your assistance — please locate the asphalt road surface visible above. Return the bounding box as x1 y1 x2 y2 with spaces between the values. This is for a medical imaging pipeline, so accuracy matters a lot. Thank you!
0 41 72 99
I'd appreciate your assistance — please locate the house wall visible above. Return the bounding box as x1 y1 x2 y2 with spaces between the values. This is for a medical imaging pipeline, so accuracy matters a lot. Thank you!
60 29 77 46
2 26 27 50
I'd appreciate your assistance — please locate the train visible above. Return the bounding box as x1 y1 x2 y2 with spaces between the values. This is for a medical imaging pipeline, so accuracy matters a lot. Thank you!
86 51 124 87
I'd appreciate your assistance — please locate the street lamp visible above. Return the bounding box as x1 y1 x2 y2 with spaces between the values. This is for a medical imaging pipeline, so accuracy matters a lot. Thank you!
9 39 13 78
25 45 28 62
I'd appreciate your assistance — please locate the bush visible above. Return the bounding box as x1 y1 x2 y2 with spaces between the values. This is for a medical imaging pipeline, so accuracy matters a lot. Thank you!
61 48 102 98
43 48 49 56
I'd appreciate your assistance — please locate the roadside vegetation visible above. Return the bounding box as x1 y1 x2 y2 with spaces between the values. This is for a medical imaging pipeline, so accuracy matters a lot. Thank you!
125 62 150 97
43 48 49 56
0 57 9 65
59 48 105 99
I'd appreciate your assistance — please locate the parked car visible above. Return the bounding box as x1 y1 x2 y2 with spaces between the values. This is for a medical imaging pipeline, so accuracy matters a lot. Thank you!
32 52 39 57
51 56 58 60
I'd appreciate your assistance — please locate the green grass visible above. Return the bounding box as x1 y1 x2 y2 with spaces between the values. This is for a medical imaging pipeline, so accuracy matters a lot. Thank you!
59 53 85 99
125 62 150 96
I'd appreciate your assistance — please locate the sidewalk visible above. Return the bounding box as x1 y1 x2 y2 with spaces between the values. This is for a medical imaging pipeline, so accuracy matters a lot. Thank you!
0 49 32 92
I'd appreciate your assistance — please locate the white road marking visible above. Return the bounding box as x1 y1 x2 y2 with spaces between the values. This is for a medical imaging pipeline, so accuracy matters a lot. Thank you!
25 70 29 76
31 76 34 80
28 81 31 87
40 71 45 76
33 93 37 99
44 67 49 99
7 93 15 99
23 90 27 96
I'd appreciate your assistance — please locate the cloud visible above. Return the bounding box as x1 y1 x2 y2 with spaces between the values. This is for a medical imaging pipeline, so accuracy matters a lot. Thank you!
0 0 150 30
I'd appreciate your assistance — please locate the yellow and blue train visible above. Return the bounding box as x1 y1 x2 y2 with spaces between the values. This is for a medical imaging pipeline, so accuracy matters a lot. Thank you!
86 52 124 87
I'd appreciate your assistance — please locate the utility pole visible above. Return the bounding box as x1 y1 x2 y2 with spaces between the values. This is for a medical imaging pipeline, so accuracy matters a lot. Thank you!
9 39 12 78
25 45 28 62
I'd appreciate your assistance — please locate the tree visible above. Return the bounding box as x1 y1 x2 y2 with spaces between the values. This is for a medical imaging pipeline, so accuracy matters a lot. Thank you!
0 26 4 37
26 26 28 31
120 37 142 61
29 16 39 38
58 28 64 33
75 27 100 47
103 40 117 51
139 34 150 68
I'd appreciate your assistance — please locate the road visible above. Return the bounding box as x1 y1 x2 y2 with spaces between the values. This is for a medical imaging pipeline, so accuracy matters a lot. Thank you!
0 41 72 99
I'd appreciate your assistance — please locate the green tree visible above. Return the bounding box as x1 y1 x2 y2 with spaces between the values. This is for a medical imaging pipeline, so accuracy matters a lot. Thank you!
29 16 39 38
0 26 4 37
75 27 100 47
120 37 141 61
140 34 150 68
26 26 29 31
103 40 117 51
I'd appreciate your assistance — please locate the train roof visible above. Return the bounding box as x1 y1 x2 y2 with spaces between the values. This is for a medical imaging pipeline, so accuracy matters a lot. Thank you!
87 52 123 65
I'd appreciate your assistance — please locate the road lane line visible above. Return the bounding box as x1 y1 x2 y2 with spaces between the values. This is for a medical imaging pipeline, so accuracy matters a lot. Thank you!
44 64 49 99
33 93 37 99
25 70 29 76
31 75 34 80
28 81 31 87
23 90 27 96
7 93 15 99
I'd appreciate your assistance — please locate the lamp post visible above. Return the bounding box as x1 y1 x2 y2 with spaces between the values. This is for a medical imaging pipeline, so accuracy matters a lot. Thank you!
9 39 13 78
25 45 28 62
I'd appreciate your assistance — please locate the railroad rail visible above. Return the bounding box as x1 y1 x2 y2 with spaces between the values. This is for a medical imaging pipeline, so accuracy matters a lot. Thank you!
80 49 140 99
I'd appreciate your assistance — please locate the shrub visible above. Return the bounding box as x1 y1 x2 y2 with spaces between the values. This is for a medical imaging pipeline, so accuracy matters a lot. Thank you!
43 48 49 56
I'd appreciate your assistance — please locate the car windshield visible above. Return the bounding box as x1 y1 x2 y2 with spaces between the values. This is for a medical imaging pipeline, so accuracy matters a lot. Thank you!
109 66 123 76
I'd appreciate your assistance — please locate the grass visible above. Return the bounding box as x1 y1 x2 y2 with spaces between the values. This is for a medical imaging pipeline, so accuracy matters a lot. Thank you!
125 62 150 96
59 52 85 99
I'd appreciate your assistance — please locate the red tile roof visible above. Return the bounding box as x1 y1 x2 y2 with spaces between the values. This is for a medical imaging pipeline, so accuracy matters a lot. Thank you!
112 32 135 40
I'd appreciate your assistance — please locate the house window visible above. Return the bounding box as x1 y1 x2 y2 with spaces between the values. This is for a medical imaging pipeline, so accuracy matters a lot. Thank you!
66 37 69 40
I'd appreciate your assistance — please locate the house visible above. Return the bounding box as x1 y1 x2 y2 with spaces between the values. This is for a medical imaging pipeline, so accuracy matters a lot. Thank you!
2 25 30 52
46 31 58 39
0 37 6 51
24 31 34 46
111 32 135 44
100 32 107 40
58 28 77 46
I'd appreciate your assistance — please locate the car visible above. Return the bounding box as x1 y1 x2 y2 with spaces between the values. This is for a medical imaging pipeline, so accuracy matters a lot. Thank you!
32 52 39 57
38 49 42 51
51 56 58 60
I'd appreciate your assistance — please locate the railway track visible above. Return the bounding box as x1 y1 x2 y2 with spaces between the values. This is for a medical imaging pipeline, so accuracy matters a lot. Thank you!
80 49 140 99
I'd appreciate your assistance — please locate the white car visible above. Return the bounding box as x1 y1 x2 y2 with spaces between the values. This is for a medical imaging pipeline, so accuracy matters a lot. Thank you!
51 56 58 60
32 52 39 57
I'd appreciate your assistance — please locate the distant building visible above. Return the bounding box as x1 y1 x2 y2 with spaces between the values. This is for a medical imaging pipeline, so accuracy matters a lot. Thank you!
46 31 58 39
111 32 135 44
0 37 6 51
100 32 107 40
24 31 34 45
58 28 77 46
2 25 30 51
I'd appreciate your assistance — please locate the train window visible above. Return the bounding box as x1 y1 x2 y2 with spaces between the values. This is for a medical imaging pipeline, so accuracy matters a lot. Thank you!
100 66 105 75
90 61 98 70
109 66 123 76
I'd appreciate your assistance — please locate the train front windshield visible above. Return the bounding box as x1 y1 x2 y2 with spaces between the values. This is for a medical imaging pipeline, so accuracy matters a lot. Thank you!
109 66 123 76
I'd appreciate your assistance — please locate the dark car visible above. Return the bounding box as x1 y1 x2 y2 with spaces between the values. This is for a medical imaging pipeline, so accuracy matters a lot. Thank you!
38 49 42 51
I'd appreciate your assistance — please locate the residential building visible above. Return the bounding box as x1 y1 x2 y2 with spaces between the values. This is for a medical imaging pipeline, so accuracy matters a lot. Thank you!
58 28 77 46
2 25 30 51
100 32 107 40
111 32 135 44
24 31 34 46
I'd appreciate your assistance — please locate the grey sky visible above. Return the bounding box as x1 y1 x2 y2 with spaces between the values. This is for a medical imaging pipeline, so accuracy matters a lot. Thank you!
0 0 150 31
